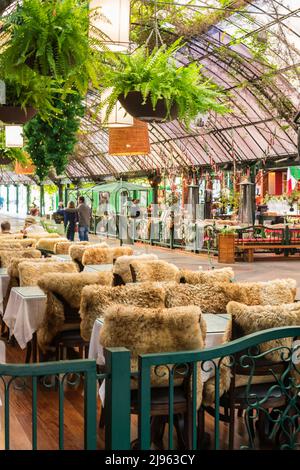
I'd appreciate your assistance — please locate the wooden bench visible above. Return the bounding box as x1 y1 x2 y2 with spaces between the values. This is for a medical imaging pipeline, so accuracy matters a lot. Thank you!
236 244 300 262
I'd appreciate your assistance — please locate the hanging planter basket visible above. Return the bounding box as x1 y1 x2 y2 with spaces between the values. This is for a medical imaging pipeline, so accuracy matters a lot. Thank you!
0 106 37 124
118 91 178 123
0 154 13 166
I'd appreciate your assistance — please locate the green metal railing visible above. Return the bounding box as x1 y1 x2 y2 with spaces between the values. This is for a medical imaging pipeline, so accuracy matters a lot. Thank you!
0 359 97 450
2 327 300 450
105 326 300 450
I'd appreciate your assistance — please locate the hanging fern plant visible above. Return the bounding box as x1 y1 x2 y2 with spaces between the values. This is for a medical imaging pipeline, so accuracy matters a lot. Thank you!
24 92 84 181
0 0 100 117
101 39 230 127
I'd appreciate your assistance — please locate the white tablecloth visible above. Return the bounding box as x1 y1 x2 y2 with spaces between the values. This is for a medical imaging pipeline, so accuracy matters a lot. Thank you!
0 273 9 316
3 287 47 349
52 255 72 262
89 314 231 404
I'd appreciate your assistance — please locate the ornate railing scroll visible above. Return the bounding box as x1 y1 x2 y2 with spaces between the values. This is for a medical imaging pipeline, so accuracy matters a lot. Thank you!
135 326 300 450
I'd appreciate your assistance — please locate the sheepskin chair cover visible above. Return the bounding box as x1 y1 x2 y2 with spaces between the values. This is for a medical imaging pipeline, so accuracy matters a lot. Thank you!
164 282 230 313
69 242 109 265
54 241 89 255
82 246 133 266
179 267 234 285
37 271 113 352
0 242 22 249
100 304 204 408
0 249 41 268
36 237 68 252
80 282 166 341
130 260 180 283
113 254 158 285
164 278 297 314
18 238 37 248
18 261 78 286
0 234 23 240
202 300 300 406
29 233 62 240
4 257 55 311
7 257 55 280
226 301 300 362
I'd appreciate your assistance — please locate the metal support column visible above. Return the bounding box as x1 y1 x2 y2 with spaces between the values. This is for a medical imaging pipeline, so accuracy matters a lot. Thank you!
16 185 19 214
6 185 9 212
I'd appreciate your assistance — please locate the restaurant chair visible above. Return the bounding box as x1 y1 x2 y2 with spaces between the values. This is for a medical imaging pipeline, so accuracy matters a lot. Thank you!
201 301 300 449
18 260 78 286
81 245 133 268
100 303 206 449
69 242 109 271
0 248 41 268
112 253 158 285
79 282 166 342
129 259 180 283
37 271 113 361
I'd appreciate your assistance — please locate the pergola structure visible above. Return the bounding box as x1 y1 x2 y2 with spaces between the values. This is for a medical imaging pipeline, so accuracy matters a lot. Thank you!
1 0 300 183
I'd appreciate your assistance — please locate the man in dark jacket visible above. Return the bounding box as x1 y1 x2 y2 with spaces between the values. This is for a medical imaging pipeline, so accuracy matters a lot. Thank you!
77 196 91 241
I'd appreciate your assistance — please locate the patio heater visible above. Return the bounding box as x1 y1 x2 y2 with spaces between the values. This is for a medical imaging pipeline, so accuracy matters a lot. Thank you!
188 184 199 222
294 111 300 158
238 179 255 224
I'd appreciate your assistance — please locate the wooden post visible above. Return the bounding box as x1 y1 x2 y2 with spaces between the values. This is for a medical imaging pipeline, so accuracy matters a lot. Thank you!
15 185 19 214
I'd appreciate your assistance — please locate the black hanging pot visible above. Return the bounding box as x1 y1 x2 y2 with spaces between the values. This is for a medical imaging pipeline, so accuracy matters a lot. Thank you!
118 91 178 123
0 155 13 166
0 105 37 124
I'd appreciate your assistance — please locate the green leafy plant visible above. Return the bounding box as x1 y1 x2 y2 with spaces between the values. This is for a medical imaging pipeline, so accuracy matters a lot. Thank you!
263 191 300 206
0 0 100 117
166 191 179 206
101 39 230 127
43 184 58 196
218 188 240 213
285 190 300 206
218 225 236 234
24 92 84 181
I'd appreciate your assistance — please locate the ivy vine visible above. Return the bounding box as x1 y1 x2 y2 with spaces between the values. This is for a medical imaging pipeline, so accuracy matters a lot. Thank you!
24 92 84 181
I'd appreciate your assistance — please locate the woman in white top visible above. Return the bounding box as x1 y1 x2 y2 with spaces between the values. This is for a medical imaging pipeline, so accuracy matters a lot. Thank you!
22 216 47 235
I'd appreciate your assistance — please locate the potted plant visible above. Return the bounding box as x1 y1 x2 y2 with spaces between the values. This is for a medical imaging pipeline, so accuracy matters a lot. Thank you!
0 82 38 124
218 226 236 264
101 39 230 126
0 0 99 120
285 189 300 212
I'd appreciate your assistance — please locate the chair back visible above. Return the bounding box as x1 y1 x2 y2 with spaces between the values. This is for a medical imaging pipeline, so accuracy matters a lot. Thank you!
37 271 113 352
18 261 78 286
129 260 179 283
0 249 41 267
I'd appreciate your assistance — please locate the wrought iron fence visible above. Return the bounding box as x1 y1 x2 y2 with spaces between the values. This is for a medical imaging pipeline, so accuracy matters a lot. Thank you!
105 326 300 450
1 327 300 450
0 359 97 450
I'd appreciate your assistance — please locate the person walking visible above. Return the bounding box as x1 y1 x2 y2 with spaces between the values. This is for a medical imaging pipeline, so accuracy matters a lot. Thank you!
77 196 91 241
64 201 78 241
